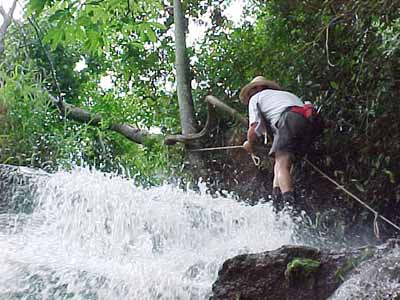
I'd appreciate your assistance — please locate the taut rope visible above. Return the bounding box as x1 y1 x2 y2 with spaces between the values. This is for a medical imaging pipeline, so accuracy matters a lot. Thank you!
189 145 400 235
189 145 261 167
303 158 400 235
189 145 244 152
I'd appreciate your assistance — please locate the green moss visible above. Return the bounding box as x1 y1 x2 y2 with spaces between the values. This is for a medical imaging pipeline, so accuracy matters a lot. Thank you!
335 248 374 281
285 258 321 282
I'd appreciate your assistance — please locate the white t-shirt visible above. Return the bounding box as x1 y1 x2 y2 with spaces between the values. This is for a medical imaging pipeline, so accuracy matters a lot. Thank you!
248 89 304 136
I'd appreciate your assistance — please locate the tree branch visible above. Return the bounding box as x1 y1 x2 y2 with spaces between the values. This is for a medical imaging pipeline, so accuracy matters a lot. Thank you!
47 93 162 145
164 102 217 145
47 90 246 147
0 6 6 18
164 95 248 146
205 95 248 127
0 0 17 55
9 0 17 19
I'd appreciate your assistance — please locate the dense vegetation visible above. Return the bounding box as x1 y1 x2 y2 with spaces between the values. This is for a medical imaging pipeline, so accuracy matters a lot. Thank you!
193 1 400 218
0 0 399 220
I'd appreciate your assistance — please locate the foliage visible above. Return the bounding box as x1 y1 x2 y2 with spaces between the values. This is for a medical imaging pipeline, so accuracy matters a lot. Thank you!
0 11 182 185
0 65 59 168
0 0 399 208
193 0 400 217
0 63 182 185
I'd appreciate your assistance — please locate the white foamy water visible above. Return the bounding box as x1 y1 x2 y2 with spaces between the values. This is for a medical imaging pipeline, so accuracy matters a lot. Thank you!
0 168 296 300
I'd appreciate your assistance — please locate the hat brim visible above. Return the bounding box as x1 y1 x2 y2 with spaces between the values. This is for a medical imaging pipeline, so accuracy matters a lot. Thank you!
239 80 281 103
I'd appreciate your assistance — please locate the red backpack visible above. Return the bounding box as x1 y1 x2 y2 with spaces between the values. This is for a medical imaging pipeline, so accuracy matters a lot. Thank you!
289 104 325 138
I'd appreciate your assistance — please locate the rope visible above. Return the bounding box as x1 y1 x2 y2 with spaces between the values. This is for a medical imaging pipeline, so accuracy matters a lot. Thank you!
188 145 400 234
189 145 244 152
374 212 380 239
189 145 262 167
303 157 400 234
251 154 261 167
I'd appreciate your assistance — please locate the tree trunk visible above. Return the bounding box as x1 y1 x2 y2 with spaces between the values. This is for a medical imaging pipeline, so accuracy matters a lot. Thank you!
173 0 207 178
173 0 196 135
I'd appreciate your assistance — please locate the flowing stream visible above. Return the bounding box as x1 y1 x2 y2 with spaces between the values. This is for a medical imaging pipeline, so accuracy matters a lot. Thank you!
0 168 296 300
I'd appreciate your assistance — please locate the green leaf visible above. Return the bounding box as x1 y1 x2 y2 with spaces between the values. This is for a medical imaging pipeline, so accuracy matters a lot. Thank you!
148 22 166 30
48 9 69 23
383 169 395 184
146 26 157 43
87 0 103 6
43 28 64 49
27 0 47 15
355 182 365 193
77 15 92 27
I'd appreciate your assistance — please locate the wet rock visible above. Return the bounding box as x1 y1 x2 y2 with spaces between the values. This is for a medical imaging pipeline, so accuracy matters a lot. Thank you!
329 239 400 300
211 240 400 300
0 164 48 213
210 244 361 300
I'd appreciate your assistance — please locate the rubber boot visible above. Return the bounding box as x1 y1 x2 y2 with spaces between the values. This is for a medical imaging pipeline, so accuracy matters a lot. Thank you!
271 187 284 213
282 191 302 220
282 191 296 206
272 187 282 200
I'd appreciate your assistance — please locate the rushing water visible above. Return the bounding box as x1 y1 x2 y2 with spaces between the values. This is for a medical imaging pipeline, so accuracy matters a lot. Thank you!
0 168 296 300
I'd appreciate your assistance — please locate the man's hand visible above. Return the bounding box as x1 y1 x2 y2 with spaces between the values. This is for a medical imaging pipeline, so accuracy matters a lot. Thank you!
243 140 253 153
243 122 258 153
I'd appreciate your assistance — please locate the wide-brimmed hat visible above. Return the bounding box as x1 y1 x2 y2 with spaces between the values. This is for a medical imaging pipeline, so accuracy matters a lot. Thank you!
239 76 281 103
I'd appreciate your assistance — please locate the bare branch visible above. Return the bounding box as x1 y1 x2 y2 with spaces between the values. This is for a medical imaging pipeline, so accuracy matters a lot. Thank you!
0 0 17 27
47 93 162 145
0 6 6 18
0 0 18 55
164 95 248 146
164 102 217 145
44 85 247 147
9 0 17 19
205 95 248 127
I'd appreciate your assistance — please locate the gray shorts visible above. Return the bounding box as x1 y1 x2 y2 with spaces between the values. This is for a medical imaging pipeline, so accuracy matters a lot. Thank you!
269 111 312 157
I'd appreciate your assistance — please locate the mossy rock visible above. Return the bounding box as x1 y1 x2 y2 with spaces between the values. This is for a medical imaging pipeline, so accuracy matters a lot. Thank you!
334 248 375 281
285 257 321 285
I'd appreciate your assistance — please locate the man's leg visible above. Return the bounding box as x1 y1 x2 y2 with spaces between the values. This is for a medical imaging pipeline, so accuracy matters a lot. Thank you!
271 163 283 211
272 162 281 195
273 161 279 188
269 111 308 215
274 151 298 209
274 151 293 193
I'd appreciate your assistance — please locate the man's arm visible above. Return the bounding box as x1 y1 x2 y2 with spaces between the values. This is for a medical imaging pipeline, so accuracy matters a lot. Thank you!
243 122 258 153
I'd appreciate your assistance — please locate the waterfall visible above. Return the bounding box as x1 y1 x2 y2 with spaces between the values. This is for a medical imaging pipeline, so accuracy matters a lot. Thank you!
0 167 296 300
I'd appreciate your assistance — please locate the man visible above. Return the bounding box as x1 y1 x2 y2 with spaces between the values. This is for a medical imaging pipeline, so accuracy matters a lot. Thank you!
240 76 313 206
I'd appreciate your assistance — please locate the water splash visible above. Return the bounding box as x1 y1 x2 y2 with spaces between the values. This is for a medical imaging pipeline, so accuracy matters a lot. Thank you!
0 168 296 300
